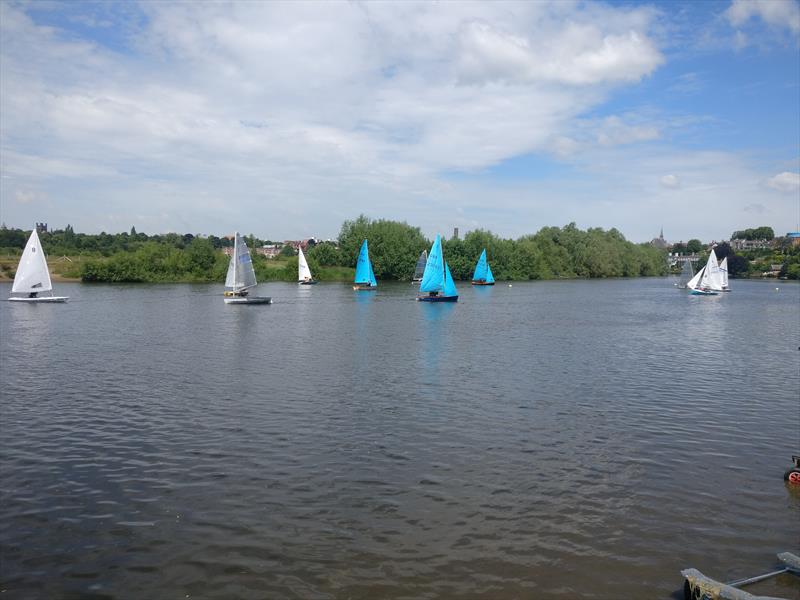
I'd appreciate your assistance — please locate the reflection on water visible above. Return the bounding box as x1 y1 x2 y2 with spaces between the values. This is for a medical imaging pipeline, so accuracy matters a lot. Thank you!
1 279 798 599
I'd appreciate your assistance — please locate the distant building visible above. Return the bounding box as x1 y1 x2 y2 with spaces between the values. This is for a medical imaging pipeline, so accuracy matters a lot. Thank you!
35 222 48 233
787 232 800 247
256 245 282 259
731 238 771 251
453 227 459 240
650 227 669 250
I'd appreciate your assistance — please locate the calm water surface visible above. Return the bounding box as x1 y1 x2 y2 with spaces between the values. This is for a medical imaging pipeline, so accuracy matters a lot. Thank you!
1 278 798 599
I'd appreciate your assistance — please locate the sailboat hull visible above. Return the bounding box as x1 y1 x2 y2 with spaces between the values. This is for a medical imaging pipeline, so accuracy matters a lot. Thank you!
8 296 69 303
353 285 377 291
417 295 458 302
299 280 318 285
688 289 718 296
471 281 495 286
224 296 272 304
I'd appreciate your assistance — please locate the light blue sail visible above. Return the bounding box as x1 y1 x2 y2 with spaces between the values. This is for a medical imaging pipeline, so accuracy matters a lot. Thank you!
354 240 373 285
472 249 488 281
368 261 377 287
420 235 444 293
443 262 458 298
485 263 495 284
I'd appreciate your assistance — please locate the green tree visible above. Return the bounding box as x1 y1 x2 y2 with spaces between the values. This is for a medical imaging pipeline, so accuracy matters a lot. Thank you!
686 239 703 253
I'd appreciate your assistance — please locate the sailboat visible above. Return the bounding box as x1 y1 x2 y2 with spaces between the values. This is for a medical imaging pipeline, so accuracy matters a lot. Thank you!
677 259 694 289
412 250 427 284
297 247 317 284
686 249 723 296
353 239 377 291
719 256 731 292
8 229 69 303
417 234 458 302
471 249 495 286
223 232 271 304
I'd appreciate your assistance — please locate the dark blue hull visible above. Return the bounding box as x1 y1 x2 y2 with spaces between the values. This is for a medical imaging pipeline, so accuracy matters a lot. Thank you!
417 295 458 302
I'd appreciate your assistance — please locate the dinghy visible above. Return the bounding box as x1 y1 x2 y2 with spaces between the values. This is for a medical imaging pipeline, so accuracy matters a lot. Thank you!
471 249 495 286
412 250 427 284
8 229 68 303
352 240 377 291
223 232 271 304
687 249 723 296
297 247 317 284
417 235 458 302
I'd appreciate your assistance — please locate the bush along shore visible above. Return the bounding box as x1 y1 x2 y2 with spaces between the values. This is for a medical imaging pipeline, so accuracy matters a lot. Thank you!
0 217 706 284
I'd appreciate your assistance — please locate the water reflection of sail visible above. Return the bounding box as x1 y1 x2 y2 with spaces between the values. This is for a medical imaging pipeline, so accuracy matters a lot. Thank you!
418 303 455 391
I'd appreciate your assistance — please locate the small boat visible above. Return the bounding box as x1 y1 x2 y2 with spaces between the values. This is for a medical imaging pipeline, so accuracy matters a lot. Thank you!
352 239 377 291
719 256 731 292
412 250 427 284
687 249 723 296
471 248 495 286
682 551 799 600
297 247 317 285
8 229 68 303
417 234 458 302
677 259 694 289
223 232 271 304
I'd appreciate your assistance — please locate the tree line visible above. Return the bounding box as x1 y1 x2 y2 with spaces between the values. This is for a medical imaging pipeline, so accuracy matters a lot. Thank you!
0 217 671 282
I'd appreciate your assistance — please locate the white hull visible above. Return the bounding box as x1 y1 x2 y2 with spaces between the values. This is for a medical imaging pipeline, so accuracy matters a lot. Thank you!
224 296 271 304
8 296 69 303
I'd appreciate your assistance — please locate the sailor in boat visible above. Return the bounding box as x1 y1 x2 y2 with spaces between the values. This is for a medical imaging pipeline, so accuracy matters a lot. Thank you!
28 292 38 298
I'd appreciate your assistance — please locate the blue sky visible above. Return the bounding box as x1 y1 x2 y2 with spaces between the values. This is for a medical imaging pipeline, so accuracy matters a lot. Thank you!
1 0 798 243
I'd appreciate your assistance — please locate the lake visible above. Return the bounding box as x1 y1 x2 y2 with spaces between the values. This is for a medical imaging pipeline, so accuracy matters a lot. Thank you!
1 278 798 599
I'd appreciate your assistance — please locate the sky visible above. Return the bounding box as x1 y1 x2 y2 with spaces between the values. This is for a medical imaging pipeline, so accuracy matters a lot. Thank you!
0 0 798 243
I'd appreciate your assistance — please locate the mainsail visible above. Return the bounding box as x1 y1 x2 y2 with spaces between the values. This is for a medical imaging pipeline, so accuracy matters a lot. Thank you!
420 235 444 294
225 232 258 291
719 256 729 289
705 249 724 291
413 250 427 281
11 229 53 294
354 240 375 285
678 260 694 288
298 247 313 282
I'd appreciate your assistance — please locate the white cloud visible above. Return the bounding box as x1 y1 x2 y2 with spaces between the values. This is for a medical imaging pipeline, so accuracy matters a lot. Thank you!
765 171 800 192
726 0 800 33
660 174 680 188
0 1 795 243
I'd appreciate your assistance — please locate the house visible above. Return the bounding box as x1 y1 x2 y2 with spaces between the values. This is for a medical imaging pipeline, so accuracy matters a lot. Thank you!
787 232 800 247
731 238 771 251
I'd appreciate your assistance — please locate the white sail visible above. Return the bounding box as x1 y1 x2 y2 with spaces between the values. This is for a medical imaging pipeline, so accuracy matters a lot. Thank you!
224 232 257 291
12 229 53 294
298 247 313 282
687 266 705 291
719 256 729 288
705 249 724 291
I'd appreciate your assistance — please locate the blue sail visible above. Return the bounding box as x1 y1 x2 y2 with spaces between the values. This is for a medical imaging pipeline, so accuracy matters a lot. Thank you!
354 240 372 284
443 262 458 298
485 263 495 284
420 235 444 293
368 260 377 287
472 249 488 281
